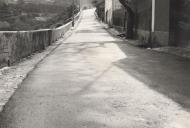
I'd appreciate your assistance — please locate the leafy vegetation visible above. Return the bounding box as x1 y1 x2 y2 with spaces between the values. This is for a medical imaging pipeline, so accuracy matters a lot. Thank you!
0 0 79 31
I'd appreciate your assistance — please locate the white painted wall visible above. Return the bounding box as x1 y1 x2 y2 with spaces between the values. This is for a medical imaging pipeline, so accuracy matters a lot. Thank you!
105 0 113 25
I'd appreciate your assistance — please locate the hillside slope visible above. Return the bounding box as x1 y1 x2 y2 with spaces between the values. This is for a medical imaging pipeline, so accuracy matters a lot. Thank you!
0 0 79 31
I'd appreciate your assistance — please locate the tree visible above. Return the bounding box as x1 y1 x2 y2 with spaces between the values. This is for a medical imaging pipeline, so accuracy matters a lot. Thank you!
119 0 135 39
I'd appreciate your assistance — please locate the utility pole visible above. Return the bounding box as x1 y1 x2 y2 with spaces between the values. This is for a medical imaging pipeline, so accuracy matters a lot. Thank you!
151 0 155 32
72 0 75 27
150 0 155 48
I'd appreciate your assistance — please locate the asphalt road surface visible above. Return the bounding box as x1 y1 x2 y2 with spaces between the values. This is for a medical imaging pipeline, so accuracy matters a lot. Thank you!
0 9 190 128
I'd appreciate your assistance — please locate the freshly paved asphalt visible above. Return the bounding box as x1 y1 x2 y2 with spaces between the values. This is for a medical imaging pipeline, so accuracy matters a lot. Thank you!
0 9 190 128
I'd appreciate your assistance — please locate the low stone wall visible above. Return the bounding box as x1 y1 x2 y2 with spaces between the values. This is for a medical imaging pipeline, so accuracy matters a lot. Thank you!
0 29 52 66
0 33 9 67
52 13 80 42
0 13 80 68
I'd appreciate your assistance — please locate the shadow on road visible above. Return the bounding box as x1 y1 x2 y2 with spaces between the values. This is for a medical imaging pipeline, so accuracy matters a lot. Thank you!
61 37 190 113
114 42 190 112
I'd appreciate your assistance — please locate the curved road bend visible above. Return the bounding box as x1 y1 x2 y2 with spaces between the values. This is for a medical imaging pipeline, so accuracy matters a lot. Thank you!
0 9 190 128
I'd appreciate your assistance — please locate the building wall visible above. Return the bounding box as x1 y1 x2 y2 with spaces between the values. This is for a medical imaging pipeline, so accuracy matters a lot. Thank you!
135 0 170 47
169 0 190 48
136 0 152 31
104 0 171 47
135 0 152 45
104 0 189 48
112 0 125 30
153 0 170 46
104 0 125 30
104 0 153 44
105 0 113 26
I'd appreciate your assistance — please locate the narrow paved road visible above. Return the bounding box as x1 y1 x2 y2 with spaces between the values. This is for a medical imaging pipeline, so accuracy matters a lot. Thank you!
0 9 190 128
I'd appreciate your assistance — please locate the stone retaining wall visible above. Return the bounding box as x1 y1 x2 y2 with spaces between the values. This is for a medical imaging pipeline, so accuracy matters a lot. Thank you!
0 13 80 68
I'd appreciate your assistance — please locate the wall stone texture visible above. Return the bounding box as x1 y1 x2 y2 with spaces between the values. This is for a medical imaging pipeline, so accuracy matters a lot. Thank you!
0 13 80 68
